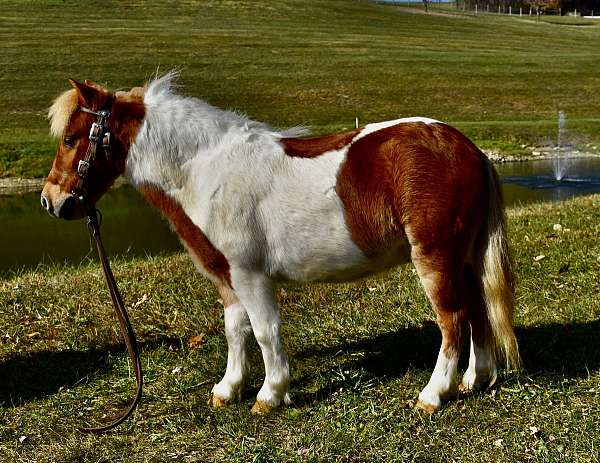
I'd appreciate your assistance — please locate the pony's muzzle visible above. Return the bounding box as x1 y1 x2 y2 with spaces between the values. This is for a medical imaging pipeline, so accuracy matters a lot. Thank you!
41 182 85 220
56 194 86 220
41 191 85 220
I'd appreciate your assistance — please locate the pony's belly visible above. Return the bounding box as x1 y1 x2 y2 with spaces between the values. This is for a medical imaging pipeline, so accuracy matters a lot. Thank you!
268 239 367 282
261 194 371 282
267 232 411 283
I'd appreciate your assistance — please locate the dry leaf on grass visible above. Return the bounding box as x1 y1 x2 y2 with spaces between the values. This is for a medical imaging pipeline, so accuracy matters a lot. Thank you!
19 314 33 325
188 334 206 349
132 293 149 309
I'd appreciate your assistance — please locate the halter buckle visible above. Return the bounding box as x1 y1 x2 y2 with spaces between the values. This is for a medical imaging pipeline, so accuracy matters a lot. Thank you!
89 123 103 142
77 160 91 178
102 132 111 150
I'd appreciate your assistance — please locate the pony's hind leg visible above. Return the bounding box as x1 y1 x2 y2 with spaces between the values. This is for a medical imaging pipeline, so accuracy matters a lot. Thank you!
412 248 468 413
209 284 252 407
460 266 497 392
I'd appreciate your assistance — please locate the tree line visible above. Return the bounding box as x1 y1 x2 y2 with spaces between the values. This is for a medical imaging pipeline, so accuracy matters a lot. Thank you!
457 0 598 12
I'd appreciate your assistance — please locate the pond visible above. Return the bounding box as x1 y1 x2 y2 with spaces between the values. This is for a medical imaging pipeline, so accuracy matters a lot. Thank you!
0 186 180 277
1 156 600 277
498 157 600 205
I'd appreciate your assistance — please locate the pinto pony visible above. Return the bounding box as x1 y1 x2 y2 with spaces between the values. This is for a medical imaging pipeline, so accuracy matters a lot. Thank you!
42 74 519 414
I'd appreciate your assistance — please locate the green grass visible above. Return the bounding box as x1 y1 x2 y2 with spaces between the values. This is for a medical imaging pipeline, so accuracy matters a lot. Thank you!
2 0 600 177
1 195 600 462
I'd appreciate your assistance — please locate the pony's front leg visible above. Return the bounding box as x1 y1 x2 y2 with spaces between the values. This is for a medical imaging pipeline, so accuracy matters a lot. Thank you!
209 285 252 407
233 270 291 414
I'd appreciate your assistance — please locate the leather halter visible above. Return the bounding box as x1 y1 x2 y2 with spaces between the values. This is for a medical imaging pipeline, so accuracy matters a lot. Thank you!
71 98 113 200
74 99 144 433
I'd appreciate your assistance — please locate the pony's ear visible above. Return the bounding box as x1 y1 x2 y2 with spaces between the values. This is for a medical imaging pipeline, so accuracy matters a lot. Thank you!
84 79 108 92
68 78 107 108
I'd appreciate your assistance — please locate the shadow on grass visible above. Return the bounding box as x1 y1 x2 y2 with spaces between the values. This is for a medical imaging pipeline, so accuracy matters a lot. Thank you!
1 320 599 408
0 337 182 407
292 319 600 405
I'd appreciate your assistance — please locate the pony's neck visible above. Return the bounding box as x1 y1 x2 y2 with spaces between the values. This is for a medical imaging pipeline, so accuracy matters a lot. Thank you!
124 77 269 193
122 73 306 196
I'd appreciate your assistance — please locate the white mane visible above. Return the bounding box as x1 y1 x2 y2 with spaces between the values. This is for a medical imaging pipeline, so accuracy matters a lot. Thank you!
126 71 307 188
144 71 307 139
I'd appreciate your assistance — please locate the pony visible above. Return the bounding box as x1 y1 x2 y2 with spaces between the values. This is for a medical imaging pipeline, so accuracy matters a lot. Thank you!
42 73 519 414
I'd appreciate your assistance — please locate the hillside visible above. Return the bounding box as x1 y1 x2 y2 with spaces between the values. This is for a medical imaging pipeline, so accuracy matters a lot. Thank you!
1 0 600 177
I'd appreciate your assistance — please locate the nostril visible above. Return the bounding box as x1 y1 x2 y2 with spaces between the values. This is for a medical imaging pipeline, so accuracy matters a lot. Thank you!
40 194 50 211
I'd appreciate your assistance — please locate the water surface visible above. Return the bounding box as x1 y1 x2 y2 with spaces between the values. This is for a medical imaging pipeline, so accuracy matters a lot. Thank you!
497 157 600 205
0 186 179 277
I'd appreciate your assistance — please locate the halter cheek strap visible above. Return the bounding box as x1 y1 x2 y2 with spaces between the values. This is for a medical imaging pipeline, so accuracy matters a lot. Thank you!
72 99 114 199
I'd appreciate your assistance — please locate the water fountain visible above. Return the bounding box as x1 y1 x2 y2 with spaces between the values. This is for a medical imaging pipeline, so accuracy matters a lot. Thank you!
553 110 570 181
498 110 600 204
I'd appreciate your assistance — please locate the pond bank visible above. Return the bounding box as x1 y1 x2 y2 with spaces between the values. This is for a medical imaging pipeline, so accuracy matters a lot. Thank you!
0 147 600 196
0 178 44 196
487 147 600 163
3 150 599 196
0 177 128 196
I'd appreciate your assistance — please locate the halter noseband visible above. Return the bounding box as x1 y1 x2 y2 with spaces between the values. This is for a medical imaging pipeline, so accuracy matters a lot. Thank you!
72 97 114 205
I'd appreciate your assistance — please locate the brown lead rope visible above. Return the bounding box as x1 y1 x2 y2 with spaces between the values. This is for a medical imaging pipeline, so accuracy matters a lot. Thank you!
78 207 143 433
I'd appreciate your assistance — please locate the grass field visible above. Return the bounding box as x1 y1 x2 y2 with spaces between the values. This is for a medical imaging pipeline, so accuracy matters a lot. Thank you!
2 1 600 461
1 194 600 462
1 0 600 178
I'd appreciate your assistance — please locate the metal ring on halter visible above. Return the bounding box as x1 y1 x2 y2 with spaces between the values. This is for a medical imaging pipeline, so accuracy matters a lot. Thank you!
80 107 111 119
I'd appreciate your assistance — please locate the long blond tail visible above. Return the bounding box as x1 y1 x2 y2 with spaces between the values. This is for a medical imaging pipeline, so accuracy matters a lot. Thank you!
480 160 520 369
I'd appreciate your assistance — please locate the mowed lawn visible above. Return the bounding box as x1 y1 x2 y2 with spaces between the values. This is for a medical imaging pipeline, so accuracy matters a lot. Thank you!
2 1 600 461
1 194 599 462
2 0 600 177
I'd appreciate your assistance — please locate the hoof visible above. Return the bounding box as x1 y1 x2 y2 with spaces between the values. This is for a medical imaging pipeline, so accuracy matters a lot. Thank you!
251 400 274 415
415 400 439 414
458 382 472 394
208 393 228 408
460 372 497 394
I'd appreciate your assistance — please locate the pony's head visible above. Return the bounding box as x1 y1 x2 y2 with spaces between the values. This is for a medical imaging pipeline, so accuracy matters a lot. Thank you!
41 79 145 219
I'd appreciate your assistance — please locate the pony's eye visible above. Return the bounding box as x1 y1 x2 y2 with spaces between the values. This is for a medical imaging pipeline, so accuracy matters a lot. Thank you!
63 136 75 148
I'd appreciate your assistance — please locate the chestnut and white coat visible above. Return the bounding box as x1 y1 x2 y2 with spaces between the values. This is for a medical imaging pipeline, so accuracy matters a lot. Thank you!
43 73 519 414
